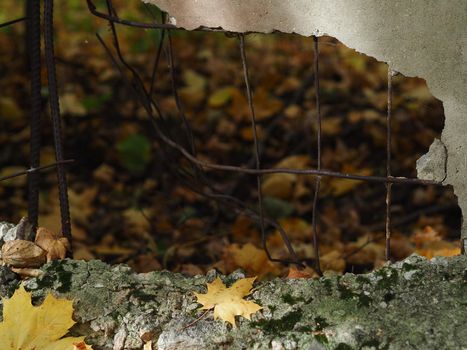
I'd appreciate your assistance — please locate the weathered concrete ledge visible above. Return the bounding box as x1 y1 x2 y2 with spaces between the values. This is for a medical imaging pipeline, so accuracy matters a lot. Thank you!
0 255 466 349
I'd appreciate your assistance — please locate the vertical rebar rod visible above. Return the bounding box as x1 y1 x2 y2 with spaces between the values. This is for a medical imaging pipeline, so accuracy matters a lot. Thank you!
26 0 42 236
44 0 72 247
312 36 323 276
385 68 393 261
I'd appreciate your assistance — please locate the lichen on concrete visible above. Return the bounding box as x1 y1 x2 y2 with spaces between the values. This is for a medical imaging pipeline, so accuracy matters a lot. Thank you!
0 255 465 349
142 0 467 250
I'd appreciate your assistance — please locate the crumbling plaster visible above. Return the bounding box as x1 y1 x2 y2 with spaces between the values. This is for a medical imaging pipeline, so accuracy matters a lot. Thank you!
144 0 467 249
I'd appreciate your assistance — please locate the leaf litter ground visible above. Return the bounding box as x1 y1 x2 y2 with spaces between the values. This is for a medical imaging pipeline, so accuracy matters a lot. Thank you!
0 1 462 279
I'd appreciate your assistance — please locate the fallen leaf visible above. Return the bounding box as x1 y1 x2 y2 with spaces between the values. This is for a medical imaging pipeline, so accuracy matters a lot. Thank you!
194 277 262 327
0 240 46 268
0 285 92 349
320 250 346 274
411 226 441 248
209 86 235 107
327 166 372 197
60 93 86 117
286 266 316 279
35 227 70 262
261 173 296 199
10 267 43 278
223 243 281 277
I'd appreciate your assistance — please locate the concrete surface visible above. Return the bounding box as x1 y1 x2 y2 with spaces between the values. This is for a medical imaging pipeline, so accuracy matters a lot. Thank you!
1 255 466 349
142 0 467 250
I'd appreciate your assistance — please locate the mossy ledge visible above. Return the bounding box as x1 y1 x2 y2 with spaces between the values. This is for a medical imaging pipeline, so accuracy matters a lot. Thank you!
0 254 465 349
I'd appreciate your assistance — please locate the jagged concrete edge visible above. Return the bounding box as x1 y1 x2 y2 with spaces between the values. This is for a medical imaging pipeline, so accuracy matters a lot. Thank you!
142 0 467 248
0 255 465 349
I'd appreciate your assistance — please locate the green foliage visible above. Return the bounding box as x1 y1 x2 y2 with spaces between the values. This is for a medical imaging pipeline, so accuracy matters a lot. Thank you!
116 134 151 175
262 196 295 219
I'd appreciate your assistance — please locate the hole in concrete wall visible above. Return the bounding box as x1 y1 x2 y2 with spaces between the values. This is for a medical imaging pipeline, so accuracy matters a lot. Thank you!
0 3 461 275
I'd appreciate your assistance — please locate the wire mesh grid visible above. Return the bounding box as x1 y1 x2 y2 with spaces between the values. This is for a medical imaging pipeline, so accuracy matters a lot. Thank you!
1 0 446 274
84 0 446 274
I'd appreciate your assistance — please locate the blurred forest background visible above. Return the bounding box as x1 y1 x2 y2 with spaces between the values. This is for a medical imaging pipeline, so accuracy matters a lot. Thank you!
0 0 462 277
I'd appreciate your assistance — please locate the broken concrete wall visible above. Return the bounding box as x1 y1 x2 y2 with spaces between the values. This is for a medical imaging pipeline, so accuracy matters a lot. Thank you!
143 0 467 249
1 256 466 349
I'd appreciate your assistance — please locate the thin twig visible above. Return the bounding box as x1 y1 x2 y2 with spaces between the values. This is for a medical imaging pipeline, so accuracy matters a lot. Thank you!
179 309 210 331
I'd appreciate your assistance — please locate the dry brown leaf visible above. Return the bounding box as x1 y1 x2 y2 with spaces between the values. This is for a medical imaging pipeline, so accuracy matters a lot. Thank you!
10 267 44 278
261 173 296 199
411 226 441 248
320 250 346 274
0 240 46 268
286 265 316 279
262 155 312 199
223 243 281 277
35 227 70 262
344 235 385 267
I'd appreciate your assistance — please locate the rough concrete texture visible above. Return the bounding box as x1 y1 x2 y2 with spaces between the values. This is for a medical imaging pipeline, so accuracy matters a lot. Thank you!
417 138 447 183
142 0 467 249
0 255 465 349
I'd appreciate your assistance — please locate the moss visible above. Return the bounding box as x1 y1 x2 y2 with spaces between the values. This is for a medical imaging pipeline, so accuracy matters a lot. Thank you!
384 292 394 303
337 282 355 301
36 261 73 293
56 271 73 293
361 339 387 349
268 304 277 312
356 276 370 285
251 310 303 334
314 333 328 344
131 289 157 303
281 293 305 305
401 263 418 272
335 343 353 350
322 278 334 295
357 293 372 307
374 268 399 291
314 316 330 331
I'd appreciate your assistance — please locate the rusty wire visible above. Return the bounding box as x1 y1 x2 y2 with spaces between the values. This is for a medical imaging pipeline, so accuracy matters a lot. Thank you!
311 36 323 275
385 68 394 261
94 3 305 266
83 0 446 270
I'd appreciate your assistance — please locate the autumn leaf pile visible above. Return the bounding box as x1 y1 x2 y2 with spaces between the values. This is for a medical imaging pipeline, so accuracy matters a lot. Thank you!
0 1 461 279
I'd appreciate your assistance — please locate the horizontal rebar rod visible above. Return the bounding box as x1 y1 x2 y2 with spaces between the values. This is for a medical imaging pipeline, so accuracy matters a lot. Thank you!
0 17 27 29
0 160 74 182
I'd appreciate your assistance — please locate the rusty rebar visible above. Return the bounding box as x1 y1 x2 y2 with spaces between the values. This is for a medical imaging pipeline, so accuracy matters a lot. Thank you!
385 68 394 261
26 0 42 233
44 0 72 246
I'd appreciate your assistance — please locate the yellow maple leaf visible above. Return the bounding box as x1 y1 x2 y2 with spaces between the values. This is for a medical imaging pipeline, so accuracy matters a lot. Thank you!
0 285 92 350
194 277 262 327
